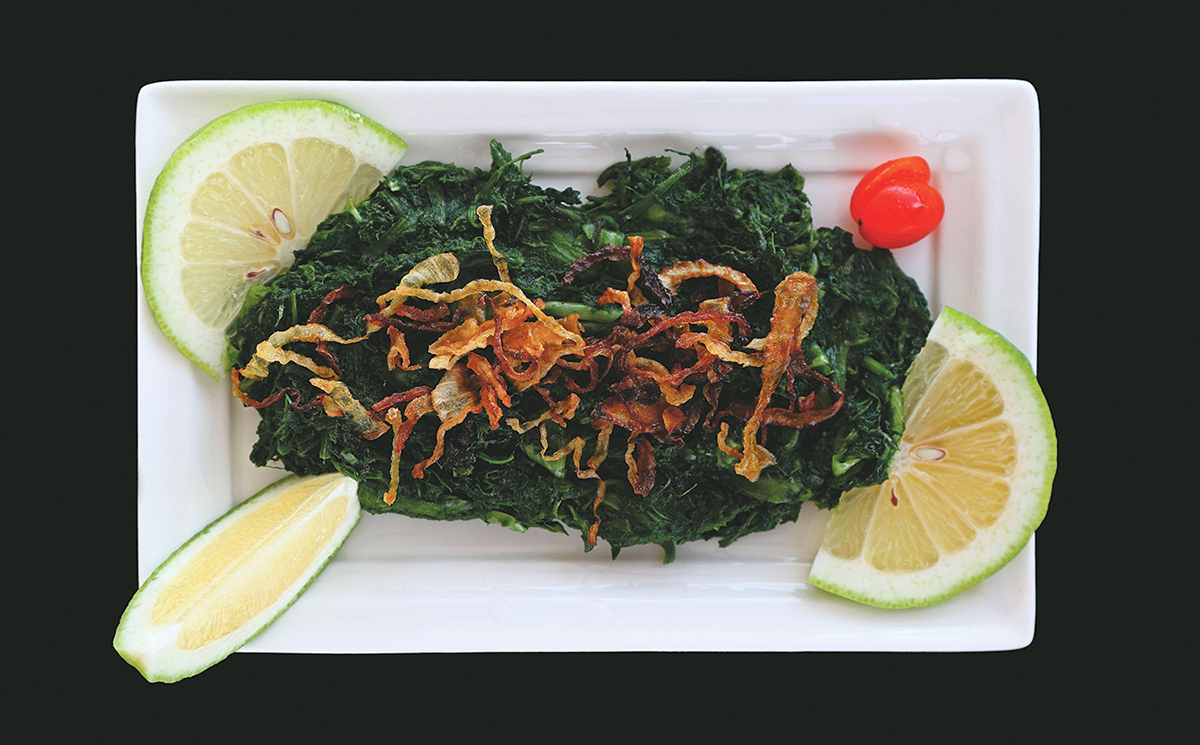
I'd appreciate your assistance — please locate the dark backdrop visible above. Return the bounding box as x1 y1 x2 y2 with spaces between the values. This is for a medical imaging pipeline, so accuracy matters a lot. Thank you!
23 6 1165 739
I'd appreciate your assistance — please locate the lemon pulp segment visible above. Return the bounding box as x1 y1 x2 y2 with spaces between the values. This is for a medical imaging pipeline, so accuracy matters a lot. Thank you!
179 139 385 331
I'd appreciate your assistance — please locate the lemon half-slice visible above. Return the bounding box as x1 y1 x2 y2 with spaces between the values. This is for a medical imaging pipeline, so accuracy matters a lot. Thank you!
808 307 1055 608
114 473 361 683
141 99 407 378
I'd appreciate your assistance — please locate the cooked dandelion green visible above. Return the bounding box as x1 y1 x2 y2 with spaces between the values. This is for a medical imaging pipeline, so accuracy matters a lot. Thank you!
226 142 931 560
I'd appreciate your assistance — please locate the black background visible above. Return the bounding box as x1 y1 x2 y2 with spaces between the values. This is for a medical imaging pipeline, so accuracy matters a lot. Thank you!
21 4 1173 739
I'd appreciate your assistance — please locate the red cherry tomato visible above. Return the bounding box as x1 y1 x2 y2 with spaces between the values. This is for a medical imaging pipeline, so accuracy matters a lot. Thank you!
849 156 944 249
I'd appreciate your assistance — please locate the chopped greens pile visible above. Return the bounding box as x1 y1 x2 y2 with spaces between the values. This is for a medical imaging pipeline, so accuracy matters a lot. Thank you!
226 142 931 559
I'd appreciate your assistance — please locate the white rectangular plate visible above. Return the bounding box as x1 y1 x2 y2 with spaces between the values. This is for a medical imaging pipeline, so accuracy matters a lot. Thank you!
136 80 1041 652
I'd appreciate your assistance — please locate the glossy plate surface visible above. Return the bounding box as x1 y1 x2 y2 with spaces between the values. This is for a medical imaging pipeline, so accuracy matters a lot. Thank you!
136 80 1041 652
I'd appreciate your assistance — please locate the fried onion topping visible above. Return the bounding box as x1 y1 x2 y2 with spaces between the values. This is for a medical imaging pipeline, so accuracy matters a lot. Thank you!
235 207 843 544
734 271 821 481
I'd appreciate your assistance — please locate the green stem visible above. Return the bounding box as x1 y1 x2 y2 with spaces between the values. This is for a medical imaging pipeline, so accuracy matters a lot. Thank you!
541 301 624 323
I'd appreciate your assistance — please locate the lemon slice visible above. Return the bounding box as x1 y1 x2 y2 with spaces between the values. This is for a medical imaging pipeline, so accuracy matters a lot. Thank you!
141 100 407 378
114 473 361 683
808 307 1056 608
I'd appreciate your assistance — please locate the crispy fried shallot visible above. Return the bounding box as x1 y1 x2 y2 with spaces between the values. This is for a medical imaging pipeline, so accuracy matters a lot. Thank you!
476 205 510 283
564 236 671 309
372 387 433 415
399 252 461 290
230 369 323 412
657 259 758 296
537 420 614 546
593 396 679 438
236 207 843 545
239 324 369 381
306 284 360 325
734 271 821 481
466 352 511 429
381 278 582 349
384 326 420 371
307 378 391 440
505 393 582 435
383 394 435 504
562 243 632 285
624 436 656 497
413 364 484 479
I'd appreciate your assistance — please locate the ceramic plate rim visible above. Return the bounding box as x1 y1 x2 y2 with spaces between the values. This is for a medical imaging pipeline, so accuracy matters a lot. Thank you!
136 79 1041 653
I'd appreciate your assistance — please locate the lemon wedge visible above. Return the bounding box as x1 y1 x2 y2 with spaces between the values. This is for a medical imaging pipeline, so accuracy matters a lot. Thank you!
114 473 361 683
808 307 1056 608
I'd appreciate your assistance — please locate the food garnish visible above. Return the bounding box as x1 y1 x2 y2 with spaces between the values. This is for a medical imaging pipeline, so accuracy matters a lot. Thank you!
114 473 361 683
849 156 945 249
808 306 1055 607
233 213 851 544
141 100 407 378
